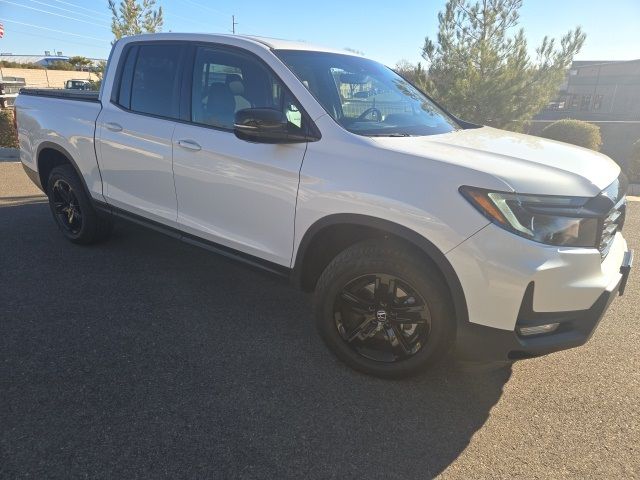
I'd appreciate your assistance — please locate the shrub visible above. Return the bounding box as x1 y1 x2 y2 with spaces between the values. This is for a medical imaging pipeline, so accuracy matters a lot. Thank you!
540 119 602 151
627 139 640 183
0 109 18 148
48 61 75 71
0 60 44 69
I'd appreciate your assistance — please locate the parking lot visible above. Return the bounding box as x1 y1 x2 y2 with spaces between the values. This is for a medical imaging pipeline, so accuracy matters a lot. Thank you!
1 161 638 479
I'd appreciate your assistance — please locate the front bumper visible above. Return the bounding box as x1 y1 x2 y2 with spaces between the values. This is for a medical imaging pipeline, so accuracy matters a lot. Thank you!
455 249 633 361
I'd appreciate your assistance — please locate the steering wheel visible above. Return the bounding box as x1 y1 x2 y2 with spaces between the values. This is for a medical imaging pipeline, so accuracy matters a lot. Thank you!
357 107 383 122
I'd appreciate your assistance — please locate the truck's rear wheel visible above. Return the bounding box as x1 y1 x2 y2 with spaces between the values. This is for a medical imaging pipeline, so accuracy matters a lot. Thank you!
46 165 112 244
314 240 455 378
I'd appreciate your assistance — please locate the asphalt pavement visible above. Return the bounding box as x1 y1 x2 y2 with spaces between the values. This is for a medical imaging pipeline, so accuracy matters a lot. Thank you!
1 162 638 479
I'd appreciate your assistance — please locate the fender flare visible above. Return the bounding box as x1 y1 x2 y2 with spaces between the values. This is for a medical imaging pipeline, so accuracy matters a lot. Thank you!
292 213 469 326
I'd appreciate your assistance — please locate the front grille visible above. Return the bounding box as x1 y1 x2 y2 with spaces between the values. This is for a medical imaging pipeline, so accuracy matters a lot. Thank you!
597 173 628 258
599 199 626 258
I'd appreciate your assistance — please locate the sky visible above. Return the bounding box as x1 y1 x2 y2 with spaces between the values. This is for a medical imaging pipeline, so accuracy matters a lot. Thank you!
0 0 639 67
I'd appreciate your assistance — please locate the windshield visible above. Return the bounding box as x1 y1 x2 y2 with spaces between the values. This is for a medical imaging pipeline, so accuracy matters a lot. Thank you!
275 50 459 137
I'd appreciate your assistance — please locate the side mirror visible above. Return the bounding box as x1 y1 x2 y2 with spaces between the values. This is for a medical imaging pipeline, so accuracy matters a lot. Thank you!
234 108 287 143
234 108 318 144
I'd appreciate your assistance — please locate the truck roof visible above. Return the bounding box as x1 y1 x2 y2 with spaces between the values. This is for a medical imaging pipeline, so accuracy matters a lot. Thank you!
117 32 354 56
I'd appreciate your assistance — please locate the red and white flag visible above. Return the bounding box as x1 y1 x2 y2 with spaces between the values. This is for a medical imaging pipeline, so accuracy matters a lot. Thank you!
0 23 4 39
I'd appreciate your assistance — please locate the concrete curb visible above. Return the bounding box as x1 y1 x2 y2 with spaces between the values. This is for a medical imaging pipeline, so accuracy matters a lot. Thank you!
0 147 19 162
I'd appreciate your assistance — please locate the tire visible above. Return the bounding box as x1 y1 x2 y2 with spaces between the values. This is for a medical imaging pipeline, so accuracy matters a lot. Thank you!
314 239 455 378
46 164 112 244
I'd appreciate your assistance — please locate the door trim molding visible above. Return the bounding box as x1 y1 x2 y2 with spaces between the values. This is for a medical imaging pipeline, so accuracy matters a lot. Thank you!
94 200 291 278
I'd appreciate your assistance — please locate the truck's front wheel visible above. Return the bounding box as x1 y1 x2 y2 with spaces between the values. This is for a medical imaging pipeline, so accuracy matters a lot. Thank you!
314 240 455 378
46 165 112 244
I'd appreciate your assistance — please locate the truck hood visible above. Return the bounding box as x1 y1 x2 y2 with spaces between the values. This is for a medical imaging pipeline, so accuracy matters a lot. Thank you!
371 126 620 197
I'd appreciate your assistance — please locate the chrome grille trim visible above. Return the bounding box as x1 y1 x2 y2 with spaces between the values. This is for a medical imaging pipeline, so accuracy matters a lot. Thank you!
600 199 626 258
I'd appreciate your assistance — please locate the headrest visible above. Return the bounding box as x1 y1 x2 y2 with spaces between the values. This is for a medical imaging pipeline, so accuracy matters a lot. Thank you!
226 73 243 84
228 80 244 95
226 74 244 95
206 83 235 114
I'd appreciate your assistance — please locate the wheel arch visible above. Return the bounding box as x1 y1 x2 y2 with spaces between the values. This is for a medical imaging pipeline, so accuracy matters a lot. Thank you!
36 142 91 197
292 214 469 326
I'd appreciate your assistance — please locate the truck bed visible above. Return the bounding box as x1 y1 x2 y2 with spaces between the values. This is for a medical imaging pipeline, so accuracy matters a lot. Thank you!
15 90 105 199
19 88 100 102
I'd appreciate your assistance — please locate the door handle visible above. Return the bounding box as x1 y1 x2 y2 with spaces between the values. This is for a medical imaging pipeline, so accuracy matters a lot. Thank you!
105 122 123 132
177 139 202 152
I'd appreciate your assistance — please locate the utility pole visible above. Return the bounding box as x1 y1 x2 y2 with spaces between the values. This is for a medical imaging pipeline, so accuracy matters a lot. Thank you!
231 15 238 34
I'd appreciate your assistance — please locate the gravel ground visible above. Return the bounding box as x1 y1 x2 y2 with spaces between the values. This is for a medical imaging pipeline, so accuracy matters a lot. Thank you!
0 162 638 479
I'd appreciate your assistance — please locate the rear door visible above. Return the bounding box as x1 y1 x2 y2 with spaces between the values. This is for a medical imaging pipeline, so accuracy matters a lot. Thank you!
96 42 186 227
171 44 309 266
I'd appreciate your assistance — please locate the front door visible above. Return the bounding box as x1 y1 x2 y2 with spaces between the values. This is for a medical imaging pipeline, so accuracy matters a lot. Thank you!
172 45 308 266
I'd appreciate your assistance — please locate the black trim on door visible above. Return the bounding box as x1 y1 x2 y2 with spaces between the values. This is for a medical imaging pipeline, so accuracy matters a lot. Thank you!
111 44 138 109
94 200 291 278
179 45 197 123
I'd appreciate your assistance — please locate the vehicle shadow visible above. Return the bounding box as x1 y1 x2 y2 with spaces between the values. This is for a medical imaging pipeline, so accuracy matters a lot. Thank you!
0 203 511 479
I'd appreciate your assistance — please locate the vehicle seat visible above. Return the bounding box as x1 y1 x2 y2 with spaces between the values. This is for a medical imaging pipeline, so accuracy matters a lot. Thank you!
203 83 236 128
226 74 251 112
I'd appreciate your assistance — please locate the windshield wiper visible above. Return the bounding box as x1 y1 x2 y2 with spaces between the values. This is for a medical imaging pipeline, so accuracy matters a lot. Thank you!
366 133 412 137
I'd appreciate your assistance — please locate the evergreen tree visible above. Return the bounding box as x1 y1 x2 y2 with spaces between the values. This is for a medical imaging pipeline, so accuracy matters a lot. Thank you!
48 61 75 71
394 60 430 92
68 56 93 70
109 0 163 41
422 0 585 130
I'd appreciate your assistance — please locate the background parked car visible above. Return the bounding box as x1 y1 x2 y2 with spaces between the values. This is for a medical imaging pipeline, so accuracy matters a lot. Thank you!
65 79 92 90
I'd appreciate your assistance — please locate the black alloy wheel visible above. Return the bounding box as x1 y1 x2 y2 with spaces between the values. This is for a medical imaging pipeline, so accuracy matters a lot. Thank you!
335 274 431 363
46 164 112 244
315 240 455 378
51 178 83 235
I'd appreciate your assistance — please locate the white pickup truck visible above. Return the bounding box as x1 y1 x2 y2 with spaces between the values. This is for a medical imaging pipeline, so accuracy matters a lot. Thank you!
16 33 633 378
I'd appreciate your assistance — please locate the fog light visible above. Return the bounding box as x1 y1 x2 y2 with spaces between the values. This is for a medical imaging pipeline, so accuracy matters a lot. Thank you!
518 323 560 336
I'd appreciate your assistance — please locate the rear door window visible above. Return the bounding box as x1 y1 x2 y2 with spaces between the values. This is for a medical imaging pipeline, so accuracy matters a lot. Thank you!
126 44 183 119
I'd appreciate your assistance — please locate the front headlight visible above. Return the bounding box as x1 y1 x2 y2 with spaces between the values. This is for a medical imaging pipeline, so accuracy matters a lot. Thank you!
459 186 600 247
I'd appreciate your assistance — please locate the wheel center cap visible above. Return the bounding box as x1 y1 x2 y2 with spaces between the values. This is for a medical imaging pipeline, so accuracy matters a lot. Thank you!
376 310 388 322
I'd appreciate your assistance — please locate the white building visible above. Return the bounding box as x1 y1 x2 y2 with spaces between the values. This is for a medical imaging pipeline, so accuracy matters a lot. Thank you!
0 53 105 69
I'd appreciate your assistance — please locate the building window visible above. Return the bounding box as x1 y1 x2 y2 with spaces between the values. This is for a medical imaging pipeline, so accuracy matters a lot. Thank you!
580 95 591 111
593 94 604 111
